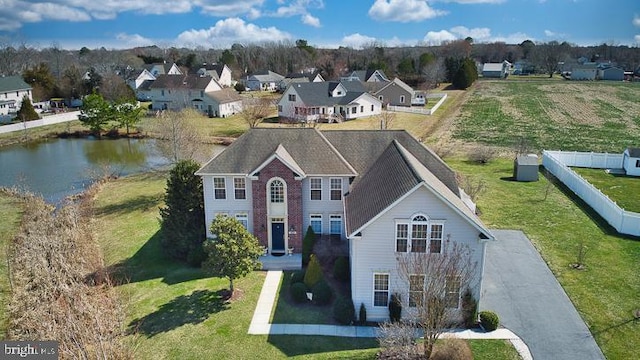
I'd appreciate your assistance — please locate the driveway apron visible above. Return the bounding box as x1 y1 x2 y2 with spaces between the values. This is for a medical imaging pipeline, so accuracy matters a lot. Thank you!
481 230 605 360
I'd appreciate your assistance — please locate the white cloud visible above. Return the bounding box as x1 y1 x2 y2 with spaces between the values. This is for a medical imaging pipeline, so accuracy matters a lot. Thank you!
450 26 491 40
491 32 531 44
635 34 640 43
544 29 556 37
115 33 155 47
176 17 291 48
633 14 640 27
301 14 321 27
341 33 378 49
423 30 456 44
369 0 447 22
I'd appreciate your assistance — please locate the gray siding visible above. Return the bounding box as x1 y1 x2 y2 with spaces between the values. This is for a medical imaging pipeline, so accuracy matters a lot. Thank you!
301 176 349 237
202 175 254 237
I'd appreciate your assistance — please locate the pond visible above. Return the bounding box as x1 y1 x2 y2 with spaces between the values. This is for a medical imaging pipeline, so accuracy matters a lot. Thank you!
0 138 221 204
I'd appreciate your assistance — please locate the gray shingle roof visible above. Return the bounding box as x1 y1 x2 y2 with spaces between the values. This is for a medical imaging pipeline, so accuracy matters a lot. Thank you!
206 88 242 104
290 80 368 107
627 147 640 157
0 76 31 92
196 128 357 176
150 74 214 90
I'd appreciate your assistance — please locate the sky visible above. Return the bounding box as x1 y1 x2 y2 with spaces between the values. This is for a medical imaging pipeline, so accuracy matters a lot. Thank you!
0 0 638 50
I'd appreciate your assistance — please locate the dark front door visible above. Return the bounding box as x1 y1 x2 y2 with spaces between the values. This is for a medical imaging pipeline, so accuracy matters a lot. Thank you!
271 222 285 253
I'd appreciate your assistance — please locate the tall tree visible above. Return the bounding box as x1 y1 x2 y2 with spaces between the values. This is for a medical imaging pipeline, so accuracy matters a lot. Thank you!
83 67 102 94
531 41 568 78
153 109 205 163
78 93 113 136
114 100 143 134
15 96 39 121
23 63 56 101
452 58 478 90
100 73 135 103
240 97 273 128
159 159 206 266
202 215 263 294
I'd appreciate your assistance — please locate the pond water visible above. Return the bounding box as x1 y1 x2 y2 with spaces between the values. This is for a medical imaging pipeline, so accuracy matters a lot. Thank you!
0 137 205 204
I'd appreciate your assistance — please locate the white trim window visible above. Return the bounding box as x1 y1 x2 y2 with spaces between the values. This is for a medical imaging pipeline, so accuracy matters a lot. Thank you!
330 214 342 237
214 177 226 199
310 178 322 200
235 213 248 230
395 215 444 254
373 273 389 307
310 214 322 234
411 215 428 253
330 178 342 200
408 275 425 308
430 223 444 254
396 223 408 252
270 179 284 203
234 177 246 200
445 276 462 309
400 95 405 103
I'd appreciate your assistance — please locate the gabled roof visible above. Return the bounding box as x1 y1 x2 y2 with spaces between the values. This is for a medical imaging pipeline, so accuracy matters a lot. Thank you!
250 144 306 178
200 63 228 79
196 128 357 176
345 140 492 239
626 147 640 157
206 88 242 104
150 74 215 90
374 78 414 95
248 70 284 82
0 76 31 92
483 63 504 72
288 80 369 107
350 69 389 82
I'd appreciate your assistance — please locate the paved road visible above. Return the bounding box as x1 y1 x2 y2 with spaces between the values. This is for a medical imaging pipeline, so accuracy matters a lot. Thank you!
481 230 605 360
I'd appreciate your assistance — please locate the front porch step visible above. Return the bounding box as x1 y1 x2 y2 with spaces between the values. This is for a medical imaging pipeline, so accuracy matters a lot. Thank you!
259 254 302 270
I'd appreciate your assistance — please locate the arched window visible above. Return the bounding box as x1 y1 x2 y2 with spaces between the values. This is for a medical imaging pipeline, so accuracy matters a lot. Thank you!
270 180 284 203
395 214 444 254
411 215 428 253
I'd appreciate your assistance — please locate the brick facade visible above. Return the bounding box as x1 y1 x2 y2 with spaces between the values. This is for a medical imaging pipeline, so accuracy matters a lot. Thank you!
251 158 303 253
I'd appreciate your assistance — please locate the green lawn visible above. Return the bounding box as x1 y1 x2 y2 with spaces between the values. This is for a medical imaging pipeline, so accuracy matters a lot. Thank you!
447 157 640 360
0 192 23 339
572 168 640 213
454 80 640 152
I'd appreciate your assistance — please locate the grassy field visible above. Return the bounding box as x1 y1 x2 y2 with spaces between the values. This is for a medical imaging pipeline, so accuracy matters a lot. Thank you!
454 80 640 152
447 157 640 360
572 168 640 213
0 193 23 339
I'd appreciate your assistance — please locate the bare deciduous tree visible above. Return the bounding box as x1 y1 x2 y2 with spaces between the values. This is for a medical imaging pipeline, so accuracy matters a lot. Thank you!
378 110 396 130
240 97 273 128
154 109 206 163
456 173 487 203
396 241 477 359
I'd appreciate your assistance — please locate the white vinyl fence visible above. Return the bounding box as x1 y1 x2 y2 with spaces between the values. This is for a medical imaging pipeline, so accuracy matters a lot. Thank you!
543 150 640 236
0 111 80 135
388 93 448 115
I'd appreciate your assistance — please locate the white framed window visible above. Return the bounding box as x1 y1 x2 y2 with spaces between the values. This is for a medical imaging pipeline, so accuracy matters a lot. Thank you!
396 223 408 252
371 104 374 111
330 214 342 236
360 105 364 112
373 273 389 307
352 106 357 113
270 180 284 203
288 94 296 101
310 214 322 234
409 275 425 308
278 105 282 112
214 177 226 199
310 178 322 200
235 213 248 230
636 159 640 168
411 215 428 253
445 276 461 309
430 223 444 254
330 178 342 200
234 177 246 200
378 95 383 101
400 95 405 103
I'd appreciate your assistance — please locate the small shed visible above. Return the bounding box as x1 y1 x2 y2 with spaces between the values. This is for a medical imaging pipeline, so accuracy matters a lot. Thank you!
514 154 539 182
622 147 640 176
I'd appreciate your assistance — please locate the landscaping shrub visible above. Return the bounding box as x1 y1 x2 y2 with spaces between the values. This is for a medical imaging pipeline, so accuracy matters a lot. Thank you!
302 225 315 265
332 256 350 282
333 296 355 325
289 269 306 287
312 280 333 306
431 339 473 360
388 293 402 322
304 254 323 288
461 288 478 328
376 321 418 359
479 311 500 331
290 282 308 303
467 146 496 164
359 303 367 324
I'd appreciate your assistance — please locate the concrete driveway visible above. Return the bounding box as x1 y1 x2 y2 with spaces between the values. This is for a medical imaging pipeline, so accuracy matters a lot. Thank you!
481 230 605 360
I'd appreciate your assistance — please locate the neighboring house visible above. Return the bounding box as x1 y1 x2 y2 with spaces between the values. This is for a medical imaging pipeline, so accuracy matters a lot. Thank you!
571 63 597 80
0 76 33 116
126 69 156 100
277 72 325 92
482 61 510 78
344 69 389 83
196 128 494 321
144 62 183 77
623 147 640 176
277 80 382 122
149 74 241 117
197 63 233 87
244 70 285 91
597 66 624 81
371 78 416 107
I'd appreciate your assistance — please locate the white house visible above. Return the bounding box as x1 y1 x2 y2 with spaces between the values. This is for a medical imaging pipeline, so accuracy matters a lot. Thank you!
244 70 285 91
196 128 494 322
277 80 382 122
277 72 325 92
482 61 510 78
197 63 233 87
623 148 640 176
126 69 156 100
571 63 597 80
344 69 389 83
143 62 182 77
0 76 33 117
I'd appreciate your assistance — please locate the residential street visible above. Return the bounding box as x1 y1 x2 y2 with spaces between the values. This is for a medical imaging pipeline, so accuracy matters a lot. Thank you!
481 230 605 360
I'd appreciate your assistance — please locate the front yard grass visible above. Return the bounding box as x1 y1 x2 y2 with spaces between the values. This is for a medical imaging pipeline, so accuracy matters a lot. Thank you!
572 167 640 213
447 157 640 360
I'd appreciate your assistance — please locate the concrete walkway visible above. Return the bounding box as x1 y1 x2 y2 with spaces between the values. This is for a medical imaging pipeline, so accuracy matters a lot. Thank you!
248 270 532 360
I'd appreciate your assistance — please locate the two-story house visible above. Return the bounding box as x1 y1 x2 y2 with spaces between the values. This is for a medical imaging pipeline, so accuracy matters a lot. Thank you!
0 76 33 117
277 80 382 123
143 62 183 77
197 63 233 87
196 128 494 321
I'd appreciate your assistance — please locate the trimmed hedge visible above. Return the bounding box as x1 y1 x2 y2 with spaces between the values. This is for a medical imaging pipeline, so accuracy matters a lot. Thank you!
332 256 350 282
389 293 402 322
304 254 323 288
461 288 478 328
479 311 499 331
289 269 305 287
312 280 333 305
333 296 355 325
359 303 367 324
302 225 315 266
291 282 308 303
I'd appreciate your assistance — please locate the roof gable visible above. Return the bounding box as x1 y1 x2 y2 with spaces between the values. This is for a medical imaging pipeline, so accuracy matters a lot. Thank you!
0 76 31 92
250 144 306 178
